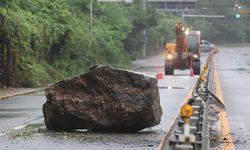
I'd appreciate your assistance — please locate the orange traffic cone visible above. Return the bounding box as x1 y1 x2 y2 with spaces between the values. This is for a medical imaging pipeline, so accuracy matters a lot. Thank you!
190 60 194 77
156 65 163 80
190 68 194 77
159 66 163 79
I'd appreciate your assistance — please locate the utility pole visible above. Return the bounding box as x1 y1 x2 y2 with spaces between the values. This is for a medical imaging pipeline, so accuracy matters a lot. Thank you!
90 0 93 34
142 0 147 58
0 41 4 87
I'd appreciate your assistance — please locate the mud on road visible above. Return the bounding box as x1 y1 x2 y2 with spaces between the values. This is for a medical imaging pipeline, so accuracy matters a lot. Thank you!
1 120 164 150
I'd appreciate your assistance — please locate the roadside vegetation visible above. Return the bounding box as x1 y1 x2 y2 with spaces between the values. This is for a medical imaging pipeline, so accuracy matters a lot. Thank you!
0 0 249 87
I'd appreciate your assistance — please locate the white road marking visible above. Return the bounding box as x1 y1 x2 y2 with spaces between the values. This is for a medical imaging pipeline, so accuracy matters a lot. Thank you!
13 125 26 130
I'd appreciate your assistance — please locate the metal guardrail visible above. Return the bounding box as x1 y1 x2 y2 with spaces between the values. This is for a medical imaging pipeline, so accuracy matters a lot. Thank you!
158 56 226 150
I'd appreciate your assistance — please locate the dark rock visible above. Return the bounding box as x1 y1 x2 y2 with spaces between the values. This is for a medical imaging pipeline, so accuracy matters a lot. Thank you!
43 65 162 132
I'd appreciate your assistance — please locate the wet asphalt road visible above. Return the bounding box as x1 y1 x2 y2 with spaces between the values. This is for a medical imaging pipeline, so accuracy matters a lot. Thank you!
0 92 45 132
0 47 245 150
215 47 250 150
0 52 210 150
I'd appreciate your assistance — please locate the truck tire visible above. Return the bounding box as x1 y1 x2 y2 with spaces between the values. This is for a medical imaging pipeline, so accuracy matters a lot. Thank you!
165 61 174 75
192 59 200 75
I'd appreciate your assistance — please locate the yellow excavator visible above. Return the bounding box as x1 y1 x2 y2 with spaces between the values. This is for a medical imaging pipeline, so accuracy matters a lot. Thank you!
164 21 201 75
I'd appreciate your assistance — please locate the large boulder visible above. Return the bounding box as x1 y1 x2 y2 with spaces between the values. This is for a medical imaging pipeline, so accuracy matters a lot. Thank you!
43 65 162 132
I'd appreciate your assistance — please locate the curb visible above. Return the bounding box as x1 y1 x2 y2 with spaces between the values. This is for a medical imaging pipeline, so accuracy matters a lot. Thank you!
0 88 45 100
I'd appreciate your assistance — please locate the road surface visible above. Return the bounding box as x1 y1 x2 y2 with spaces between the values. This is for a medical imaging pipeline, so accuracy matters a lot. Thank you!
215 47 250 149
0 54 201 150
0 92 45 132
1 46 249 150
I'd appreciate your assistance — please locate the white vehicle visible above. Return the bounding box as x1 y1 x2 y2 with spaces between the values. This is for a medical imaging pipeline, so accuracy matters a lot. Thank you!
200 40 215 53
